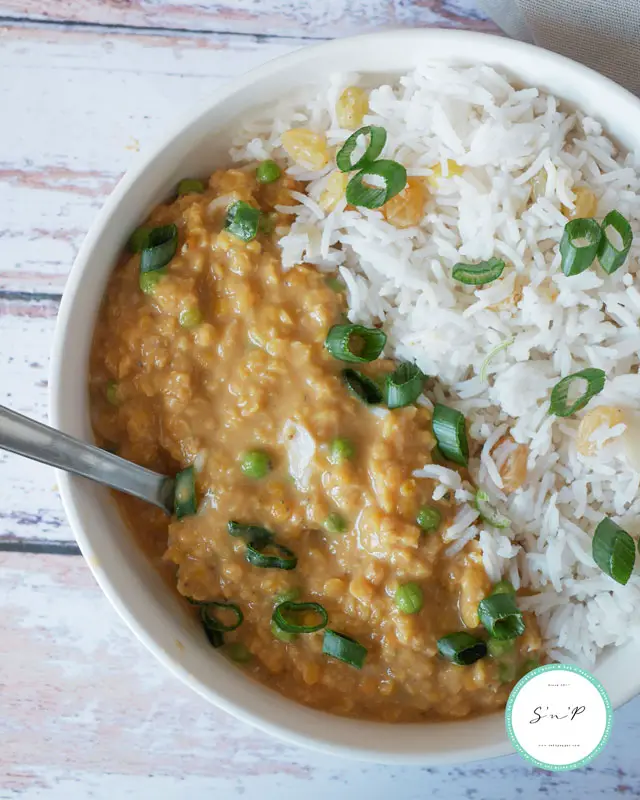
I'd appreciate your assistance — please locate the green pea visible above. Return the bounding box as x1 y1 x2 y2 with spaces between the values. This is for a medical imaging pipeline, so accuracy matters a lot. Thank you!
394 582 424 614
139 268 166 295
106 380 119 406
226 642 252 663
239 450 271 479
179 307 203 328
177 178 205 195
487 638 515 659
325 276 346 292
521 658 540 676
323 512 347 534
492 579 516 596
273 587 301 605
328 437 355 465
256 159 281 184
498 660 518 683
270 619 297 643
416 505 441 532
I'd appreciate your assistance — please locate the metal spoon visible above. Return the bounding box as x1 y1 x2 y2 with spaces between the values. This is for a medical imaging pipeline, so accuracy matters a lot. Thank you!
0 404 175 513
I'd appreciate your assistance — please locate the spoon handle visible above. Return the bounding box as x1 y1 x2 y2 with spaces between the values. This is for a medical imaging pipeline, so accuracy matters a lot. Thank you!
0 405 175 513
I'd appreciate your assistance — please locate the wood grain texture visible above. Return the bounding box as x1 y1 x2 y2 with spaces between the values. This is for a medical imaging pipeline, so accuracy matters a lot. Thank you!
2 551 640 799
0 0 498 39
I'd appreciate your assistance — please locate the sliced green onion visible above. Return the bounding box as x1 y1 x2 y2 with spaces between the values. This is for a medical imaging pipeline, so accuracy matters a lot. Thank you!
245 540 297 570
258 212 277 235
560 218 602 276
227 521 274 548
323 512 347 534
271 619 297 642
272 601 328 634
174 466 197 519
224 201 261 242
394 582 424 614
452 258 505 286
592 517 635 585
322 629 367 669
480 337 514 382
475 490 510 529
273 587 301 605
487 638 515 658
416 505 441 532
226 642 252 663
325 324 386 363
239 449 271 479
179 307 202 328
437 632 487 665
346 159 407 209
328 437 355 465
325 276 346 292
139 268 166 294
106 380 119 406
478 593 525 640
140 224 179 273
256 159 281 184
432 404 469 467
598 210 633 274
385 362 425 409
336 125 387 172
492 579 516 596
203 627 224 648
128 226 152 253
177 178 205 195
549 368 606 417
342 369 383 405
200 602 243 632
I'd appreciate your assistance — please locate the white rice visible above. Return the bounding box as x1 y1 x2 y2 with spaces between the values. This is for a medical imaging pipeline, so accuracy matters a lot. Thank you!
230 63 640 666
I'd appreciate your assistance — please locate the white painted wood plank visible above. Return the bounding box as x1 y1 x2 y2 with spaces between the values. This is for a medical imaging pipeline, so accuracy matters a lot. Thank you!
2 551 639 798
0 25 299 294
0 0 497 39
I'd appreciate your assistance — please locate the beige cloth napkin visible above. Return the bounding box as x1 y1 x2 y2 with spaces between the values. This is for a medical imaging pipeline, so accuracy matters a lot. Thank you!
478 0 640 95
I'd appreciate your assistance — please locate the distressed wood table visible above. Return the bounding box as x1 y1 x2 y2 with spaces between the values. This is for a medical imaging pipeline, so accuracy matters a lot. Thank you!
1 3 639 797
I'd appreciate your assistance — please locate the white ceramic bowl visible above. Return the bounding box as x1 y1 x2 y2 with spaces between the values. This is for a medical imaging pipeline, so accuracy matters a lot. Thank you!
50 29 640 764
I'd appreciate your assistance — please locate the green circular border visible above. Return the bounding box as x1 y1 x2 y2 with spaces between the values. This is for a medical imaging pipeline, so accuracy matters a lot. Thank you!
505 663 613 771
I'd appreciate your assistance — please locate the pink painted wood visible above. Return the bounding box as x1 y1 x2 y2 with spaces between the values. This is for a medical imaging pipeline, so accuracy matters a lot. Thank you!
0 0 498 39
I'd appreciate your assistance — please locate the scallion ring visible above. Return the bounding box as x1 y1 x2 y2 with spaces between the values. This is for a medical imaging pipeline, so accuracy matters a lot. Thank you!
437 632 487 665
475 490 510 529
560 218 602 277
598 210 633 274
432 404 469 467
549 368 606 417
322 629 367 669
477 593 525 640
227 521 274 548
224 201 261 242
272 601 328 634
325 324 386 363
128 226 152 253
140 224 178 273
336 125 387 172
203 627 225 648
342 369 383 405
174 466 197 519
592 517 635 585
200 602 244 632
346 159 407 209
452 258 505 286
245 540 297 570
385 362 425 409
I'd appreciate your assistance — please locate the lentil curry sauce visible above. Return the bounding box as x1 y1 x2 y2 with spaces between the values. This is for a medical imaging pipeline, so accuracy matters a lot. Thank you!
89 168 542 722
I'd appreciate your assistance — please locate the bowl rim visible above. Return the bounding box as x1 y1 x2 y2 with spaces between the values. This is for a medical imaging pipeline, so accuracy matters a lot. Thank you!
49 27 640 765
